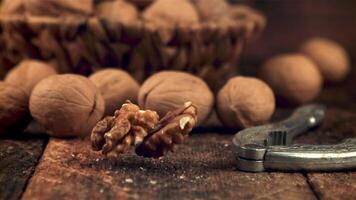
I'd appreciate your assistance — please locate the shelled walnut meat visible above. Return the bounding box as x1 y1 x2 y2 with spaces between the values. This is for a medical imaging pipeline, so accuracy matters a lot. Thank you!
138 71 213 123
89 69 140 115
5 60 57 95
30 74 105 137
91 101 197 158
0 82 30 134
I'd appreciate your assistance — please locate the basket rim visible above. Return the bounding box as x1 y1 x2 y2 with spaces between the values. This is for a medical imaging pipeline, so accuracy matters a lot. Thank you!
0 6 265 36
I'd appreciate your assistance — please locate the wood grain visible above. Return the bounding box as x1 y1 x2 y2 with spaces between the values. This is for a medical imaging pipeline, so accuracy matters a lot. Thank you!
22 134 316 200
0 135 47 200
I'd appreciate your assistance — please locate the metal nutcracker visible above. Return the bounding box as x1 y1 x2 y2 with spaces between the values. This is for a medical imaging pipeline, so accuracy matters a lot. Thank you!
233 104 356 172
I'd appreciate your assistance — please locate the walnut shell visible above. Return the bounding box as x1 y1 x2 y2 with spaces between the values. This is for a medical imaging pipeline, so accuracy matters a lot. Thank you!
1 0 94 17
259 54 323 105
5 60 57 95
217 76 275 129
96 0 139 24
192 0 231 22
29 74 105 137
0 0 25 16
138 71 214 123
0 82 30 134
143 0 199 29
300 37 350 82
89 69 140 115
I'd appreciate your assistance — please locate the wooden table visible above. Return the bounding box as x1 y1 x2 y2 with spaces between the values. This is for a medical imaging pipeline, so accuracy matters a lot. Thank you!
1 69 356 200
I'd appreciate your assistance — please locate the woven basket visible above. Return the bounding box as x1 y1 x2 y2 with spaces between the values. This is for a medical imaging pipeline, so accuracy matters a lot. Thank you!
0 5 265 90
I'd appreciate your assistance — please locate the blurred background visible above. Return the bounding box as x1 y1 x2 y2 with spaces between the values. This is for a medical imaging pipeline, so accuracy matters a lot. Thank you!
234 0 356 63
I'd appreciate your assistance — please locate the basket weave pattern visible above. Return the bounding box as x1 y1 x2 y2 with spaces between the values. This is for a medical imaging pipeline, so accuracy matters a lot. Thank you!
0 6 265 87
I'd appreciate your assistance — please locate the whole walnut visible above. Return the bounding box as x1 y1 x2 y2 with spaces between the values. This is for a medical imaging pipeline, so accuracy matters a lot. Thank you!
192 0 231 22
138 71 214 123
143 0 199 27
1 0 94 17
1 0 25 16
29 74 105 137
89 69 140 115
5 60 57 95
96 0 139 24
0 82 30 134
259 54 323 105
217 76 275 129
300 37 350 82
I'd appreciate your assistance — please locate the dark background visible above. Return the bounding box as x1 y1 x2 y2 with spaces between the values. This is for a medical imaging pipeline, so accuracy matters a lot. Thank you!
233 0 356 63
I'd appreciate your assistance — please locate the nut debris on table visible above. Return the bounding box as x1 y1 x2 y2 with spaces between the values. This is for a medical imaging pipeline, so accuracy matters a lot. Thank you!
91 101 198 159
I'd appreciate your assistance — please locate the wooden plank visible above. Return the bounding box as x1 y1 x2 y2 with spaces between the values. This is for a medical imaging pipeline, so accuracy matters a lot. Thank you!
297 108 356 200
22 134 315 200
0 135 47 200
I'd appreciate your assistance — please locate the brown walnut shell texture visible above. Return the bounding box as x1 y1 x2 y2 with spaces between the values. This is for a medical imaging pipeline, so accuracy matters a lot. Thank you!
30 74 105 137
1 0 94 17
143 0 199 27
259 54 323 105
89 69 140 116
96 0 139 25
192 0 231 22
5 59 57 95
138 71 213 123
217 76 275 129
0 82 30 134
300 37 350 82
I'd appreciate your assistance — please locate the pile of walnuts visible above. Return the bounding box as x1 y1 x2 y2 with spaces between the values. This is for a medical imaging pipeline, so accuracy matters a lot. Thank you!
1 0 265 33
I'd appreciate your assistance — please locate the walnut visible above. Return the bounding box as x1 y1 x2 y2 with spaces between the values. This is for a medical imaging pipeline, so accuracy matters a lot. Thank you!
259 54 323 105
217 76 275 129
192 0 231 22
91 101 197 158
0 82 30 134
91 101 160 159
1 0 25 16
136 101 197 158
1 0 94 17
143 0 199 27
29 74 105 137
5 60 57 95
300 37 350 82
138 71 214 123
89 69 140 115
95 0 139 25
